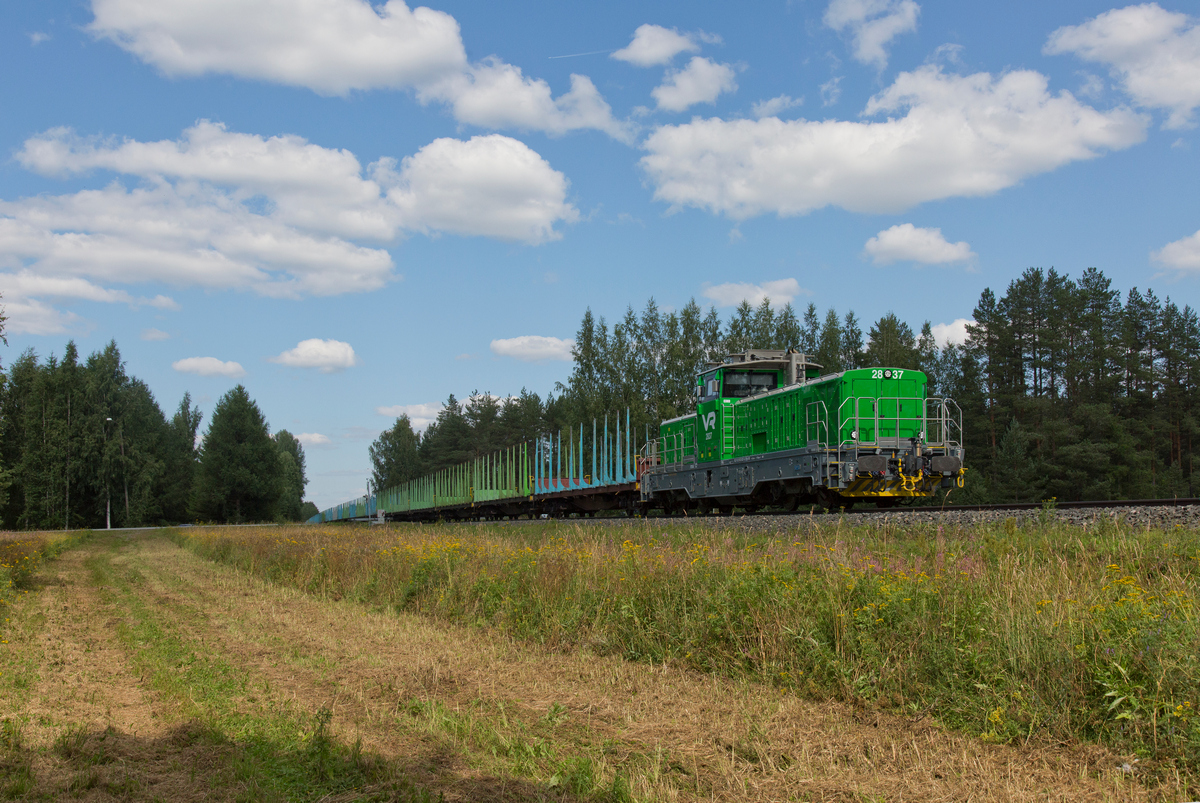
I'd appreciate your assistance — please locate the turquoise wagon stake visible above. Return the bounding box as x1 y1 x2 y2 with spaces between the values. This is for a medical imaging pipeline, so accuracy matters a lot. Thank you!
639 349 965 512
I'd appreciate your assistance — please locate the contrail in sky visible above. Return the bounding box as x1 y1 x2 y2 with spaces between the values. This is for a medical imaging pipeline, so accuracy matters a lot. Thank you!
547 49 613 59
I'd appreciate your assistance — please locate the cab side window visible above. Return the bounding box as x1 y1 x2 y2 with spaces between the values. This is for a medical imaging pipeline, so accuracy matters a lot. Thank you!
698 371 721 403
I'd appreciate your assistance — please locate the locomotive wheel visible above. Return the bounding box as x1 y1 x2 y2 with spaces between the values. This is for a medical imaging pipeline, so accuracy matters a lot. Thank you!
818 489 854 512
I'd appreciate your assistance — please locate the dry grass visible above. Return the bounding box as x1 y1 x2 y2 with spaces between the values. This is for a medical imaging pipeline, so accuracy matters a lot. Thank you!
174 517 1200 793
2 526 1196 800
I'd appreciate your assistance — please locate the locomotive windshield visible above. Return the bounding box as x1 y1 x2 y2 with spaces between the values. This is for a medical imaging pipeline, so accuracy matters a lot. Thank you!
722 371 777 399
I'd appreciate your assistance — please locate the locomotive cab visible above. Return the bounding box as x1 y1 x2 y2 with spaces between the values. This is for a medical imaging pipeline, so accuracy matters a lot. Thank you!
691 349 823 462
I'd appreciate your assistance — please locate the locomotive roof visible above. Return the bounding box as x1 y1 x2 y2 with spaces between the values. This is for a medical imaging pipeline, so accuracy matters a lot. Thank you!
703 349 822 373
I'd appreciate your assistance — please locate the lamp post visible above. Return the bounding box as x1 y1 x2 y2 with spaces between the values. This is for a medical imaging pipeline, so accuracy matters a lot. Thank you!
104 417 113 530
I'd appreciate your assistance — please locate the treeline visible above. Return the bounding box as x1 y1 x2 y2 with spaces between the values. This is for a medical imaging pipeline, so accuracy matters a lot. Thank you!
0 332 314 528
374 267 1199 504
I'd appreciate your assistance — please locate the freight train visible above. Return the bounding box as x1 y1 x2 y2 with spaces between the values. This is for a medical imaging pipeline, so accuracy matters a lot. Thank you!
310 349 964 523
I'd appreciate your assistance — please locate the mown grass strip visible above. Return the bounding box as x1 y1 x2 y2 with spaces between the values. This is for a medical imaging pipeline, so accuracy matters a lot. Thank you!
136 533 675 801
85 536 439 803
174 518 1200 786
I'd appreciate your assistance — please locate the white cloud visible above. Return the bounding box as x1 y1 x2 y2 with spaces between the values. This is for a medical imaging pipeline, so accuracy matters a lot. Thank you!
752 95 803 118
88 0 626 139
141 327 170 341
0 270 179 308
824 0 920 68
2 123 578 323
388 135 579 243
611 24 701 67
641 66 1147 219
0 298 81 336
172 356 246 378
489 335 575 362
820 76 843 106
89 0 467 94
1046 3 1200 129
702 278 806 307
375 401 442 430
297 432 334 447
863 223 975 265
652 57 737 112
931 318 972 347
1152 228 1200 271
269 338 359 372
425 61 631 141
29 32 50 46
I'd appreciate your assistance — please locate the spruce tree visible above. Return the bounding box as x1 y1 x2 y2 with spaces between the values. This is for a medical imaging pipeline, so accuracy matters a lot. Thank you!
192 385 281 523
370 415 423 492
162 393 202 522
273 430 307 521
0 297 9 511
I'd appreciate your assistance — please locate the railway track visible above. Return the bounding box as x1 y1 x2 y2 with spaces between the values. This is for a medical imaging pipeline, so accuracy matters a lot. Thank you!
866 496 1200 514
412 496 1200 530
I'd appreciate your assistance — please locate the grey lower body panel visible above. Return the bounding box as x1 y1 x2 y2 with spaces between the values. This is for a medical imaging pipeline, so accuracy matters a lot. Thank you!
640 444 962 504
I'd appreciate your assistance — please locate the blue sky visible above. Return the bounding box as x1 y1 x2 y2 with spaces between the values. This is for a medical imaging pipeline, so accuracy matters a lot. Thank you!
2 0 1198 509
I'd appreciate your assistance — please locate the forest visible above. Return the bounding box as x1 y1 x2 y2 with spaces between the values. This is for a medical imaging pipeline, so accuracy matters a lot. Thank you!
0 307 313 529
375 266 1199 504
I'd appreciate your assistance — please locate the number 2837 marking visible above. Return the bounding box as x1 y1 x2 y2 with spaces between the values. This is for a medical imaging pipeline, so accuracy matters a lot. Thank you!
871 369 903 379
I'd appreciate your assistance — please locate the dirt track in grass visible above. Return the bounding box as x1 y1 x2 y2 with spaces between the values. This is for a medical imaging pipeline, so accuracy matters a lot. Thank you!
0 531 1173 801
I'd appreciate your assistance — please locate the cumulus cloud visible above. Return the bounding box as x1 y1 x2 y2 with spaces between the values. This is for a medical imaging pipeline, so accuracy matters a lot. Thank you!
824 0 920 68
2 123 577 323
141 328 170 341
297 432 333 447
1152 228 1200 271
269 339 359 372
88 0 626 139
931 318 973 347
1046 3 1200 129
375 401 442 430
702 278 805 307
0 298 81 336
172 356 246 377
0 270 178 308
863 224 975 265
611 24 702 67
89 0 466 93
0 269 177 333
489 335 575 362
641 65 1147 219
752 95 803 118
388 135 579 242
652 57 738 112
425 61 631 141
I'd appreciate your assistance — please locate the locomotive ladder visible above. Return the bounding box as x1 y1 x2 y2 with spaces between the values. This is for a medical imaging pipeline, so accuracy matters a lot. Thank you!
721 405 736 456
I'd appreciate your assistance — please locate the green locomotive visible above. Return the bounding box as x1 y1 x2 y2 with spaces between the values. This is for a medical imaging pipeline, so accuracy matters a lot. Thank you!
640 349 964 511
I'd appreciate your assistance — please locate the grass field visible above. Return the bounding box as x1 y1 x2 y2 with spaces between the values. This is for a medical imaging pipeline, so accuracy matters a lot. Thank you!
174 516 1200 784
0 518 1196 801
